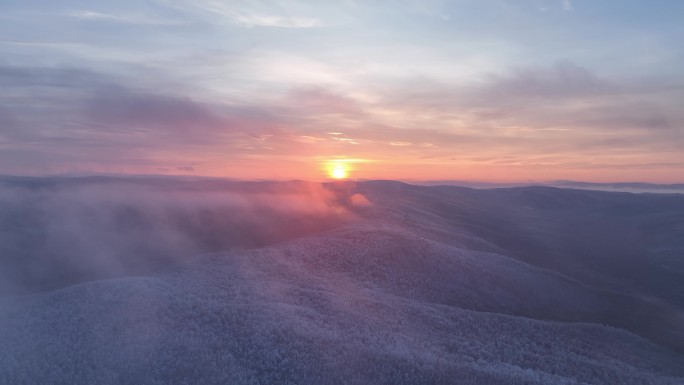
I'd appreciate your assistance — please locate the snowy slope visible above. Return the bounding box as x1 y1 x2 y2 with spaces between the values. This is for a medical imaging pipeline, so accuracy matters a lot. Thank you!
1 177 683 384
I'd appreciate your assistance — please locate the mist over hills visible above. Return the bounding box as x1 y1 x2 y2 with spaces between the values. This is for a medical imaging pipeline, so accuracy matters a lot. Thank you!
1 177 683 384
413 179 684 194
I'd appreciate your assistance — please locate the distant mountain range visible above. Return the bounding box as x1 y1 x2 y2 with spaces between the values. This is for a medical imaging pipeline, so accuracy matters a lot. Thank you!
411 179 684 193
552 180 684 192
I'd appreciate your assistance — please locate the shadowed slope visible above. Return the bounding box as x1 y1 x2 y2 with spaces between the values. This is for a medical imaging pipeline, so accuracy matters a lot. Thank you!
1 225 683 384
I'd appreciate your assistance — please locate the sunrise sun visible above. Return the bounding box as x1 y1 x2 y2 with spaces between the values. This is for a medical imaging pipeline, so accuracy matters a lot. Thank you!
330 164 348 179
326 161 350 180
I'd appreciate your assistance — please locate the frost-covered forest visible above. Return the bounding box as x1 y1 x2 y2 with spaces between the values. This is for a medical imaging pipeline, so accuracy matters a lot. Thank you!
1 176 683 384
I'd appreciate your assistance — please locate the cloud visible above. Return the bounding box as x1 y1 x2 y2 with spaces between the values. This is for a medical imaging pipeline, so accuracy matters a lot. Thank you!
85 87 222 133
233 14 321 28
311 59 684 170
289 87 360 114
0 40 88 49
562 0 574 11
0 64 300 175
375 60 683 133
567 102 674 131
77 85 293 156
332 137 359 145
66 10 186 25
0 107 21 140
295 135 326 144
0 64 288 137
470 62 683 139
178 1 321 28
0 65 110 88
1 55 682 179
481 60 616 99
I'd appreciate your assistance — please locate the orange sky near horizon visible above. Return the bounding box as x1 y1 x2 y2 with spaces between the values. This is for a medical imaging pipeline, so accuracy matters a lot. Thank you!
121 156 680 184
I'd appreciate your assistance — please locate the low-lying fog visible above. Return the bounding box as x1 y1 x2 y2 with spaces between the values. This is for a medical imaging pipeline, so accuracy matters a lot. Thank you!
0 176 368 296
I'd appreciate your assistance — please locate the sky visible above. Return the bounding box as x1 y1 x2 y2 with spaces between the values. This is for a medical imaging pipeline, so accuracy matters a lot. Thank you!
1 0 683 182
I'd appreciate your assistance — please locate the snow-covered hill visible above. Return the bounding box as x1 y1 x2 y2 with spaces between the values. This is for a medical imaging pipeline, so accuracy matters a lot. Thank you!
1 177 683 384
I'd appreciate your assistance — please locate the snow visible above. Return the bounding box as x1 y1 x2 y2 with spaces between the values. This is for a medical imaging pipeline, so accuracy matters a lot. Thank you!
1 177 683 384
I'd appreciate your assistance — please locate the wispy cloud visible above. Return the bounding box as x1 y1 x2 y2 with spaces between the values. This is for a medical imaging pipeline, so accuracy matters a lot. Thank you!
178 1 321 28
233 14 321 28
562 0 574 11
290 87 359 114
295 135 326 144
481 60 616 99
0 40 87 49
66 10 186 25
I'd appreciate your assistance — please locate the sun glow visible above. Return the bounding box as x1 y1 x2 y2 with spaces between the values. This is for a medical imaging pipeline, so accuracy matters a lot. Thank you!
324 158 366 180
330 163 348 179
